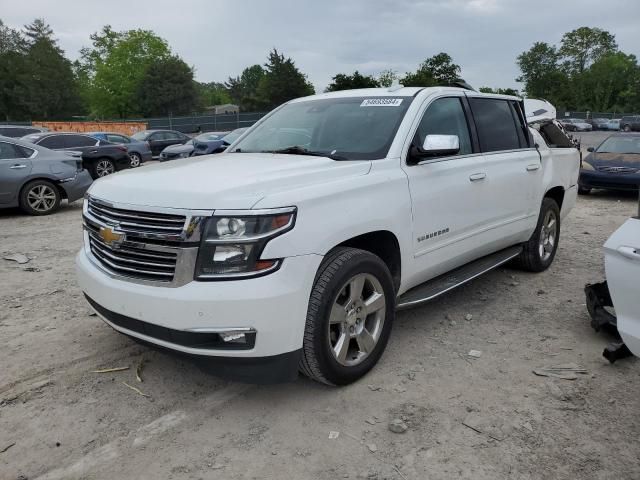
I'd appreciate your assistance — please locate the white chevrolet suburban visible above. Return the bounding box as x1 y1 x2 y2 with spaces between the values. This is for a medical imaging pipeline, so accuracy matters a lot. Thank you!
76 86 580 385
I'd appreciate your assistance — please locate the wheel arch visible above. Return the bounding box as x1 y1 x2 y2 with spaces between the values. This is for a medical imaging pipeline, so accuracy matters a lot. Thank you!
544 185 565 210
332 230 402 293
19 176 67 200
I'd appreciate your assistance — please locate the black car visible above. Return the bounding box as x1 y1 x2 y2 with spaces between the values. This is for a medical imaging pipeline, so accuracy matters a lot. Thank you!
579 133 640 194
620 115 640 132
0 125 48 138
131 129 190 157
20 132 131 179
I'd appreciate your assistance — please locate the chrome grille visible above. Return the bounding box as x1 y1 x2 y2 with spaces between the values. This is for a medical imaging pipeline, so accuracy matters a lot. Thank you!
84 221 178 282
87 197 186 235
83 197 210 286
596 166 639 174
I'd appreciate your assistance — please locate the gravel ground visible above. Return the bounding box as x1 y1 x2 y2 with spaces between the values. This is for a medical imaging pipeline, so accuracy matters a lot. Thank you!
1 135 640 479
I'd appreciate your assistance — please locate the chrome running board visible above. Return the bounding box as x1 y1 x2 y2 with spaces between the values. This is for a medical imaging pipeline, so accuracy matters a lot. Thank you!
396 245 523 310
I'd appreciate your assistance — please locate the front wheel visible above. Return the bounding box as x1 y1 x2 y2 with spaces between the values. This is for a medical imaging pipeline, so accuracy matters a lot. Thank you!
299 248 395 386
514 197 560 272
623 125 631 132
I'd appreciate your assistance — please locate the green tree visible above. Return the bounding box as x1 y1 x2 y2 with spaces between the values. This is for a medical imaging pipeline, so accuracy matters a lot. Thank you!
226 65 265 111
559 27 618 74
325 71 379 92
402 53 461 87
84 28 171 117
0 20 28 120
256 49 315 109
376 69 398 88
478 87 520 96
196 81 232 109
136 56 199 117
516 42 568 105
581 52 640 112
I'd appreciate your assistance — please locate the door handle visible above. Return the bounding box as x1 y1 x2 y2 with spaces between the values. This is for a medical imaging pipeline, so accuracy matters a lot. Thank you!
617 246 640 261
9 164 27 169
469 173 486 182
526 164 541 171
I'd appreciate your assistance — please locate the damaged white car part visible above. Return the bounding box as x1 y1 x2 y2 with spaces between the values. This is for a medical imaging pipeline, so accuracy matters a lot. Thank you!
585 195 640 362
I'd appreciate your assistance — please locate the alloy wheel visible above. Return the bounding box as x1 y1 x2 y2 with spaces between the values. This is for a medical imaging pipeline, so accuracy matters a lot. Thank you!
27 185 57 213
96 160 115 177
328 273 386 367
539 209 558 262
129 153 141 167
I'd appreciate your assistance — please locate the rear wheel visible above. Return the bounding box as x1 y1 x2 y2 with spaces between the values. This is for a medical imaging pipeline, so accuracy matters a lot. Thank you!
90 158 116 179
514 197 560 272
623 125 631 132
129 152 142 167
19 180 61 215
578 186 591 195
299 247 395 385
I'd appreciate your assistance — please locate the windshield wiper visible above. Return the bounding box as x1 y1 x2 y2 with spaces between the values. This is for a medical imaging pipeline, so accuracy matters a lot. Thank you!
266 145 347 160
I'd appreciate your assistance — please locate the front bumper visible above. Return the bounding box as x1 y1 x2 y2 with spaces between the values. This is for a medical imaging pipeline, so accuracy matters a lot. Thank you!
76 247 322 358
579 170 640 191
60 170 93 203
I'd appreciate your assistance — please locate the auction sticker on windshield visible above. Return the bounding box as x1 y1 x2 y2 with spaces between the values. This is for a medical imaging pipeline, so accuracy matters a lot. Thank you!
360 98 403 107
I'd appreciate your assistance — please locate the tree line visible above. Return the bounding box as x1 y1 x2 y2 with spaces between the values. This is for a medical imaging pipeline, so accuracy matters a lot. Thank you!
1 19 639 122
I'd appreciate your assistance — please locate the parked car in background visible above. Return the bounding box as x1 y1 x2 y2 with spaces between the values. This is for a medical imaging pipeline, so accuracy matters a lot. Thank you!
131 130 190 157
20 132 132 179
0 135 92 215
605 119 621 131
0 125 48 138
192 129 248 156
560 118 593 132
590 118 610 130
88 132 152 167
579 133 640 194
620 115 640 132
159 140 195 161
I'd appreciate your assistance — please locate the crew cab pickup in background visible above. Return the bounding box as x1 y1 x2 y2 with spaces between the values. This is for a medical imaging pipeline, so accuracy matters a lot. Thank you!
76 86 579 385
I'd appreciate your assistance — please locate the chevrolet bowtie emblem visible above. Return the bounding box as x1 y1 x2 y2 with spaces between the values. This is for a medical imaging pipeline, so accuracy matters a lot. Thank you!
99 226 125 247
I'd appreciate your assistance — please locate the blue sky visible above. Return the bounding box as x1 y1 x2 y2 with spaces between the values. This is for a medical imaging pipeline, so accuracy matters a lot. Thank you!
2 0 639 92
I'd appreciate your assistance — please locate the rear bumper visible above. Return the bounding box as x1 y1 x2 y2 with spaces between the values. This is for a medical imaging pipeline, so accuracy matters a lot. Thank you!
60 170 93 203
579 170 640 191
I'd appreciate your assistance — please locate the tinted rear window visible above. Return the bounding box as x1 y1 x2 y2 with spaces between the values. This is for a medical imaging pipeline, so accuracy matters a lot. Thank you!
39 136 66 149
469 98 521 152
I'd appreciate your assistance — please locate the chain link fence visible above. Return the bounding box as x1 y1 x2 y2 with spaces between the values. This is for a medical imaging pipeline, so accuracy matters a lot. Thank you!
556 111 638 120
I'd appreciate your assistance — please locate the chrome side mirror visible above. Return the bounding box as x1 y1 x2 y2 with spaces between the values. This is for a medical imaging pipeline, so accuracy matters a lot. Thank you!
421 134 460 156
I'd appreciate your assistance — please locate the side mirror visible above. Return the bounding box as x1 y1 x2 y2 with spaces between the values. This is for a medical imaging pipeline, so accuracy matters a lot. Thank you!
587 147 595 152
411 135 460 162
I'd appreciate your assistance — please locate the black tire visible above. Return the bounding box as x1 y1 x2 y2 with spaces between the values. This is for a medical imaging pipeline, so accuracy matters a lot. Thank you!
19 179 61 216
299 247 396 386
89 158 116 179
623 125 631 132
578 186 591 195
513 197 561 272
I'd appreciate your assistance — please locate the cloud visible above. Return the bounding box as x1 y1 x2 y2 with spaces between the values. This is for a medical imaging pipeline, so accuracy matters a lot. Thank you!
1 0 638 93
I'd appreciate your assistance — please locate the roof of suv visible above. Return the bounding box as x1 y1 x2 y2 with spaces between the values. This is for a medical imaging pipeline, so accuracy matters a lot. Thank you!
291 86 520 103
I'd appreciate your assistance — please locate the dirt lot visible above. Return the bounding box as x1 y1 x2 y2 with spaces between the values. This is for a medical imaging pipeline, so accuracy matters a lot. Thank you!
2 146 640 479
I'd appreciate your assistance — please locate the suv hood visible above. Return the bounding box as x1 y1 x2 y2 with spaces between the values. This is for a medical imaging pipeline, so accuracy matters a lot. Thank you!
88 153 372 210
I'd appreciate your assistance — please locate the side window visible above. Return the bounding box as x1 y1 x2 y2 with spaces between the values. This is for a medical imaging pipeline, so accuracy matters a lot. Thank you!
106 134 125 143
39 136 65 149
414 97 472 156
470 98 521 152
165 132 181 140
508 101 529 148
65 135 98 148
0 142 23 159
149 133 163 141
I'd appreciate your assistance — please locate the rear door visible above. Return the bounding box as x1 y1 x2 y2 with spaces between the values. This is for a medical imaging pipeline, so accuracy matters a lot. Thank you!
148 132 165 156
466 95 541 240
0 141 33 204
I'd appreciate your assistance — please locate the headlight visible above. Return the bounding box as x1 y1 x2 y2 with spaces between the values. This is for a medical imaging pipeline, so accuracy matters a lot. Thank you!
195 207 296 280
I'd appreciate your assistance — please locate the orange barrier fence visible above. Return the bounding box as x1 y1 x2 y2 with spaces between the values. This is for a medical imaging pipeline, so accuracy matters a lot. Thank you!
33 121 147 136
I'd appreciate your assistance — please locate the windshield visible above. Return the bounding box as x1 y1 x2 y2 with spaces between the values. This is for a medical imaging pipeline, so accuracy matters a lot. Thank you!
132 131 148 140
195 133 224 142
232 96 414 160
222 128 248 145
597 136 640 154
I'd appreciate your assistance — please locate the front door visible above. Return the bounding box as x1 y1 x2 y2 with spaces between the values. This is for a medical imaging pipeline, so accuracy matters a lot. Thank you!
402 95 495 284
0 141 33 204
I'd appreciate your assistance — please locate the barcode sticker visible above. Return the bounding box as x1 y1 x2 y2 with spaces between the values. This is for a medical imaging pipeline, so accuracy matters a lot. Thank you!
360 98 403 107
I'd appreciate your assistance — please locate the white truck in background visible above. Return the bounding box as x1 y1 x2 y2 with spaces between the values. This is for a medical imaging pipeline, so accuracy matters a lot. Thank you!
76 86 579 385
